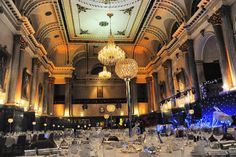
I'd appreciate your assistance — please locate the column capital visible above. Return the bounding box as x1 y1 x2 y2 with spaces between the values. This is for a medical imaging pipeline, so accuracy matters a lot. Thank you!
218 5 230 17
179 39 193 52
162 59 172 69
32 58 41 68
14 35 27 49
146 76 152 82
208 13 222 25
65 77 72 84
152 71 158 78
48 77 55 84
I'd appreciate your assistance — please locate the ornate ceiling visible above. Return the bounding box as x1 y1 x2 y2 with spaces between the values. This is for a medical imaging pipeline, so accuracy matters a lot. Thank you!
16 0 194 67
62 0 151 42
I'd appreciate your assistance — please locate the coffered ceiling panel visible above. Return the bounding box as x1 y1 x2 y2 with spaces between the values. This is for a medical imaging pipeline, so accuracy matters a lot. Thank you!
61 0 152 42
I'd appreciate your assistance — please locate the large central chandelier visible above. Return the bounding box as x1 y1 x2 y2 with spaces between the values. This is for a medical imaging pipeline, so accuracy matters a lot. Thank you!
98 66 111 79
98 12 125 66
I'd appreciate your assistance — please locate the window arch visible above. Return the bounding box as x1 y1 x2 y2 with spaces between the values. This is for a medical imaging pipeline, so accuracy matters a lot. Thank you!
90 63 103 75
170 22 179 39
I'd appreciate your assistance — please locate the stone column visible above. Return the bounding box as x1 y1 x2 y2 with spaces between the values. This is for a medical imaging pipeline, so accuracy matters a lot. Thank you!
208 13 233 90
183 51 191 88
65 78 72 117
162 59 175 97
152 72 161 112
180 40 200 101
146 76 153 113
220 6 236 87
47 77 55 115
195 60 206 84
42 72 49 115
7 35 27 105
29 58 40 111
131 77 138 114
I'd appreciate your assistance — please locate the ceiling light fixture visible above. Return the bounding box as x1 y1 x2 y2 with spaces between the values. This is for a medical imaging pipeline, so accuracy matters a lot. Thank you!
98 11 125 66
98 66 111 79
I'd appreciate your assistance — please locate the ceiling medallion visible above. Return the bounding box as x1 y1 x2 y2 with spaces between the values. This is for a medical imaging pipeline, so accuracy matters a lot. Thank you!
98 66 111 79
99 21 109 27
98 12 125 66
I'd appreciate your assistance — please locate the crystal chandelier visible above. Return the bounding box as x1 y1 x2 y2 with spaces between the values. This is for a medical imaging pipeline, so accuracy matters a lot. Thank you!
115 58 138 80
115 58 138 137
98 12 125 66
98 66 111 79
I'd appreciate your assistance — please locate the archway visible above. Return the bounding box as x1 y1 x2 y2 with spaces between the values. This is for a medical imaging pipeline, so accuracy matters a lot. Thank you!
202 35 222 82
200 35 223 97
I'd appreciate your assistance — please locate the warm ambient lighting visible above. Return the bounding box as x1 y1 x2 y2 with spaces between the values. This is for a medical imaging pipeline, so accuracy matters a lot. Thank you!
115 58 138 80
98 66 111 79
106 104 116 113
189 109 194 115
43 123 47 127
104 113 110 119
32 121 36 125
98 12 125 66
115 58 138 137
8 118 13 124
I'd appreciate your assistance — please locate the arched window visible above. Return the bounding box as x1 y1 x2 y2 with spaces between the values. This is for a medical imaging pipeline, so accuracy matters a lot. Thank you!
171 22 179 39
91 63 103 75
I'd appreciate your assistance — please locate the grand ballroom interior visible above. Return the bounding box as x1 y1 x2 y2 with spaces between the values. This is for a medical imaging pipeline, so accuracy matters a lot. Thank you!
1 0 236 156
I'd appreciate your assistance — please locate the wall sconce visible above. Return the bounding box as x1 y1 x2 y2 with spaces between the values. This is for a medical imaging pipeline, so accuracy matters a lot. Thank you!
8 118 13 133
106 104 116 113
104 114 109 119
43 123 47 132
189 109 194 115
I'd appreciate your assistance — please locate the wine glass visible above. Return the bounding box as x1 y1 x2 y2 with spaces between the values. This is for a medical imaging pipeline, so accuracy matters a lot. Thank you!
166 124 173 137
190 124 200 142
201 127 212 147
212 126 224 149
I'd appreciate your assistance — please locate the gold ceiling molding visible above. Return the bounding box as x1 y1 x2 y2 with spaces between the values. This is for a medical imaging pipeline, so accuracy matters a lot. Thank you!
22 0 55 17
61 0 151 42
36 22 60 41
159 0 185 21
1 0 21 23
145 26 167 44
21 16 35 35
77 0 141 10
